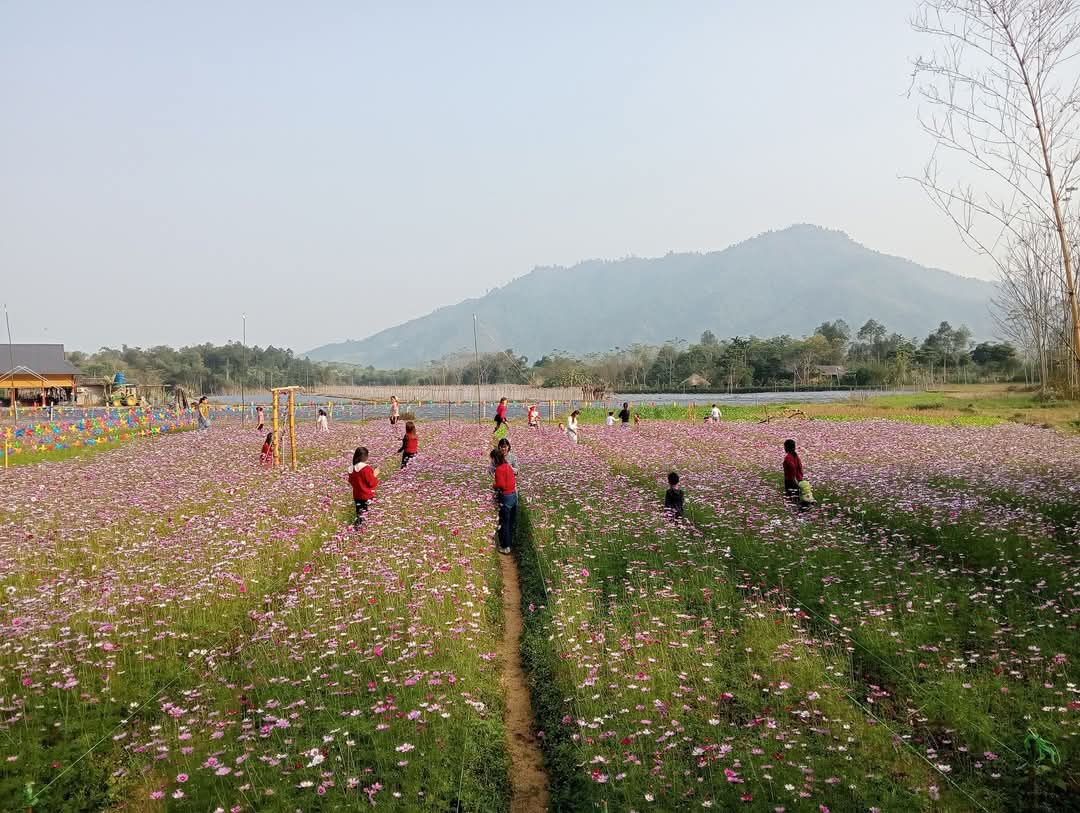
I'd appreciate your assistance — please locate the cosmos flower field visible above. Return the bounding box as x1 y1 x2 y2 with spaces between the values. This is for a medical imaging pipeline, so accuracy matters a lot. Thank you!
1 416 1077 811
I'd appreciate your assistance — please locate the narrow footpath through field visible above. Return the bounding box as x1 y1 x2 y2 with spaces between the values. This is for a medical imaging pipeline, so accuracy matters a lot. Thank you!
499 554 551 813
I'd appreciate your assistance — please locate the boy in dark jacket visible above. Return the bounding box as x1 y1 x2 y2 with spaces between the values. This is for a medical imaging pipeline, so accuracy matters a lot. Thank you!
664 471 685 520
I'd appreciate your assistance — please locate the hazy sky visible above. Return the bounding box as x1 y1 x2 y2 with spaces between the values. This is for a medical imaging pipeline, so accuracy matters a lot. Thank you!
1 1 990 353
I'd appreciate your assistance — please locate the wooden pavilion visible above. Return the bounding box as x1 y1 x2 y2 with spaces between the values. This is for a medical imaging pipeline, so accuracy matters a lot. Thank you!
1 344 81 408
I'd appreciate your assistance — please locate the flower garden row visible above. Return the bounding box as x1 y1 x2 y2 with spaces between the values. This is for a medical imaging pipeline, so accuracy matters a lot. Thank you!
0 419 510 811
507 420 1079 811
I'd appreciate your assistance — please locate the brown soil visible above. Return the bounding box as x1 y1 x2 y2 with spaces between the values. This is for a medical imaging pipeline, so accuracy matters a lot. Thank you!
499 554 550 813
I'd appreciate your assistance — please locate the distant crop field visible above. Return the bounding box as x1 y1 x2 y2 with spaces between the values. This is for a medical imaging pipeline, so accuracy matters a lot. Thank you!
1 414 1077 811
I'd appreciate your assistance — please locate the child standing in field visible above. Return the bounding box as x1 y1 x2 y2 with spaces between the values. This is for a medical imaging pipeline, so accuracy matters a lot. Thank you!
256 405 265 431
348 447 380 528
197 396 210 430
618 402 631 426
664 471 685 520
260 432 274 466
527 405 539 428
316 408 329 433
783 439 807 508
710 404 721 423
398 420 418 468
390 396 400 426
492 448 518 554
606 411 616 427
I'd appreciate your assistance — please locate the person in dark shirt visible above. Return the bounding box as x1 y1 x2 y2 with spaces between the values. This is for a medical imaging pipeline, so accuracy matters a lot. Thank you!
664 471 685 520
783 439 804 505
618 402 631 425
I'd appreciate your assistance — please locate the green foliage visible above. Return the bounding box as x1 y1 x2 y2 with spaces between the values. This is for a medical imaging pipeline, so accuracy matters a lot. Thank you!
66 343 430 393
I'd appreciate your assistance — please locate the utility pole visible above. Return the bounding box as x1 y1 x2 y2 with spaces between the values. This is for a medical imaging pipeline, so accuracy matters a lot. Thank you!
4 304 16 425
241 314 247 428
473 314 481 425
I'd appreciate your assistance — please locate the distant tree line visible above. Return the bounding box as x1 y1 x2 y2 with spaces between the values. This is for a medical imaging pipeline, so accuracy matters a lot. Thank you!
68 344 364 394
514 320 1020 392
410 319 1024 392
69 321 1025 396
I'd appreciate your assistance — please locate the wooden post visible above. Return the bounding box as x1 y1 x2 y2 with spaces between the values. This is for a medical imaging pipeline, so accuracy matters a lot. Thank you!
287 389 297 470
272 390 281 467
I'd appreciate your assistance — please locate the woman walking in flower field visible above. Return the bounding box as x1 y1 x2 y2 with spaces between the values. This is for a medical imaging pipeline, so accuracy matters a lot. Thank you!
491 448 517 554
493 396 510 439
565 409 580 444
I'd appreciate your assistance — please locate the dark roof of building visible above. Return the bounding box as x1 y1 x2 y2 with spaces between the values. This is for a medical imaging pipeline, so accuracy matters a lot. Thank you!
1 344 81 375
814 365 848 376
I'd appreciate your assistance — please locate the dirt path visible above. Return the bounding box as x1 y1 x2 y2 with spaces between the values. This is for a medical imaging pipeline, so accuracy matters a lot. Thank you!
499 554 550 813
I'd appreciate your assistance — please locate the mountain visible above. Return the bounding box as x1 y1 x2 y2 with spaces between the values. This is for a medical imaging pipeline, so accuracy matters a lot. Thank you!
307 225 997 368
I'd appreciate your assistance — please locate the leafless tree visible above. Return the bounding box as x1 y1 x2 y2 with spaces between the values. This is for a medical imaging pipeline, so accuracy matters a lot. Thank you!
993 221 1064 385
910 0 1080 387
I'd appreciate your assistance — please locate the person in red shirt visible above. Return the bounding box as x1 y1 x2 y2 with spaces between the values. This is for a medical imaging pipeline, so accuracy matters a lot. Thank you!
348 446 380 528
259 432 274 466
493 397 509 433
492 448 518 554
783 439 804 505
398 420 419 468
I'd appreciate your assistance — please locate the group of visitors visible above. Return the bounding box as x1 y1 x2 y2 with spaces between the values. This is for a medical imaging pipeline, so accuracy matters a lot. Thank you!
263 391 812 549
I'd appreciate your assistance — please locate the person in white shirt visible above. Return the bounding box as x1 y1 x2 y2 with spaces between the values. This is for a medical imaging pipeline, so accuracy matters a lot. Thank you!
709 404 721 423
605 411 615 427
566 410 580 444
316 408 329 433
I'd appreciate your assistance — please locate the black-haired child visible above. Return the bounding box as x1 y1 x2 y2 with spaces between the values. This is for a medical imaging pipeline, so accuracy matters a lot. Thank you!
260 432 274 466
664 471 685 520
398 420 418 468
348 447 380 528
783 439 814 510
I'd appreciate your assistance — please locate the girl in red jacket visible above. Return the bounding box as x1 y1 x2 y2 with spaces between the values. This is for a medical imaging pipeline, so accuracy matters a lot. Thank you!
492 448 517 554
398 420 419 468
348 446 380 528
259 432 274 466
